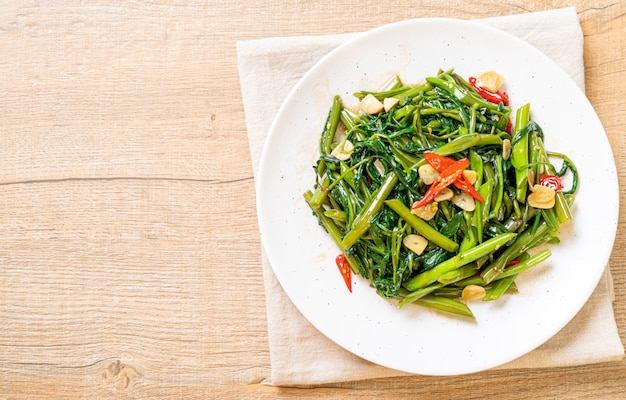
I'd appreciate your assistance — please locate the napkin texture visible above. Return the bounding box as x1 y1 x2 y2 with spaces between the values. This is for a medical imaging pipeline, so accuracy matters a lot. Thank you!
238 7 624 386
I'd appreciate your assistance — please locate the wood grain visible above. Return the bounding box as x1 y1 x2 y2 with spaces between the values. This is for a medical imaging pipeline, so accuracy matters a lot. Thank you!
0 1 624 398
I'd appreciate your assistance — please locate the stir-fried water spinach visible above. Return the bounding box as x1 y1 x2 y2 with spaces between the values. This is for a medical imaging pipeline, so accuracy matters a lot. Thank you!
303 69 578 318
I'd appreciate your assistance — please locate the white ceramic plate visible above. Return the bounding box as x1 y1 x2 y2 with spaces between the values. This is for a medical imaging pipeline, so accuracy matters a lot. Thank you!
257 18 618 375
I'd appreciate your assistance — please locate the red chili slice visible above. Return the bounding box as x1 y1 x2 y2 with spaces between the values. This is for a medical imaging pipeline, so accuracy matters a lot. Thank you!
506 259 521 267
413 158 469 209
335 254 352 293
453 178 484 203
539 174 564 193
469 76 510 106
424 152 454 171
418 153 484 205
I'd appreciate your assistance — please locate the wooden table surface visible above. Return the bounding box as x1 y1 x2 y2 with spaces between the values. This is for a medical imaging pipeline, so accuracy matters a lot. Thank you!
1 1 624 398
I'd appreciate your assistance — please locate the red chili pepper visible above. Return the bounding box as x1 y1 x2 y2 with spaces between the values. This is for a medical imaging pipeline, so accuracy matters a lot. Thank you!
539 174 564 193
468 76 509 106
506 259 521 267
421 153 484 203
412 158 469 209
453 178 484 202
335 254 352 293
424 152 455 170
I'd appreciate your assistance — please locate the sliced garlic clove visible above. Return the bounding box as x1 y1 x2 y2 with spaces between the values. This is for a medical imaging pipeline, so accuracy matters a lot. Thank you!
476 71 505 92
434 187 454 202
360 94 384 115
502 139 511 161
411 201 438 221
331 139 354 161
451 191 476 212
527 184 556 209
403 234 428 255
462 169 478 185
418 164 439 185
462 285 486 301
383 97 400 112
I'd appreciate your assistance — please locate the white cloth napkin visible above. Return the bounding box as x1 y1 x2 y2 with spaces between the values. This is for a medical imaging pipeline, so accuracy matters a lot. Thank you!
238 7 624 386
